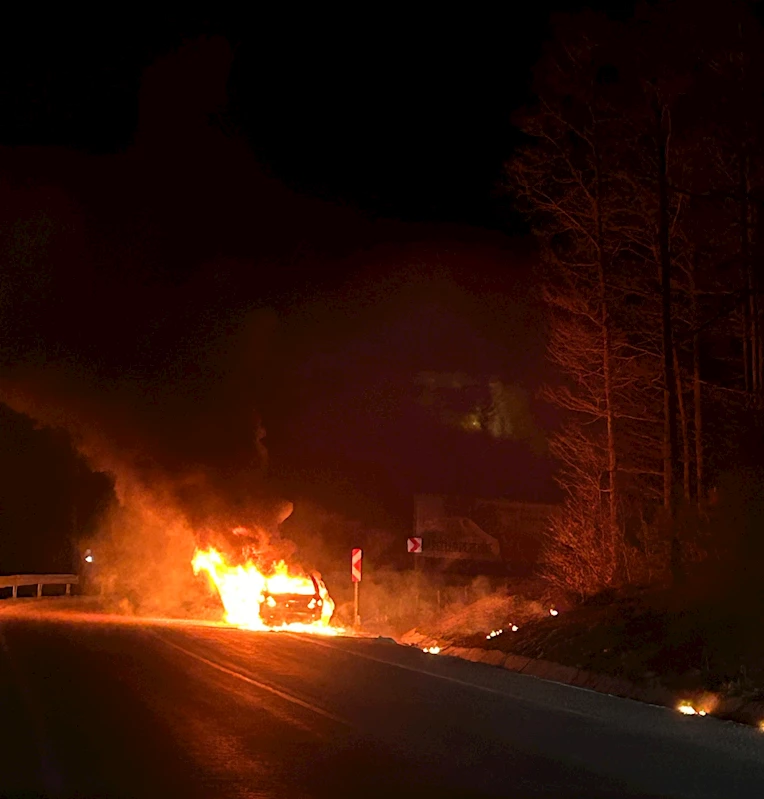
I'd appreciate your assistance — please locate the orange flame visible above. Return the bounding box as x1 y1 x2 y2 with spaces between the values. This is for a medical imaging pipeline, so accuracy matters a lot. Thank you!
192 547 337 634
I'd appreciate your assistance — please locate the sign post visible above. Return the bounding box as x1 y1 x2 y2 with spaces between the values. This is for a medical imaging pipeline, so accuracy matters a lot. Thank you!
351 548 362 628
407 537 423 616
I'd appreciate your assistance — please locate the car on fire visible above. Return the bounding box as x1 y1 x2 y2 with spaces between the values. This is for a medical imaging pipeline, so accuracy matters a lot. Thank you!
260 572 325 627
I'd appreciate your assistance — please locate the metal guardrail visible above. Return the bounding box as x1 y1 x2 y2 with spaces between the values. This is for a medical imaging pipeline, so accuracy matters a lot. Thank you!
0 574 79 598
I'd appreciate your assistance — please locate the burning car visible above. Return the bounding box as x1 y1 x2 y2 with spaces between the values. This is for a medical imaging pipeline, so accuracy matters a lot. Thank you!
260 573 325 627
192 547 337 632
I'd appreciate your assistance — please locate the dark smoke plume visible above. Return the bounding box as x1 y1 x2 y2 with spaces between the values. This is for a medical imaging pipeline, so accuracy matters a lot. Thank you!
0 308 294 615
0 37 310 614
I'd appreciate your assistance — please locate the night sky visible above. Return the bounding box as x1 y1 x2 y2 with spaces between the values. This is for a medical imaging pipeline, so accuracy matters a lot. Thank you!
0 7 629 570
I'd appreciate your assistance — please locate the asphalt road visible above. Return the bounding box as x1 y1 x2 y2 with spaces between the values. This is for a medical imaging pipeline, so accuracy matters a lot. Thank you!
1 608 764 798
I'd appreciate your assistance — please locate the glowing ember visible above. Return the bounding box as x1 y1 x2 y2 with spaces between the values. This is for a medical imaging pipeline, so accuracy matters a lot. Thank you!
549 608 559 616
486 629 504 640
192 547 338 634
423 646 441 654
511 624 519 632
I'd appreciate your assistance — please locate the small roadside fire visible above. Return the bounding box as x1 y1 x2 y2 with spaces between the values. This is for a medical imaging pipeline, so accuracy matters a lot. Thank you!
192 547 338 634
423 646 441 655
677 703 706 716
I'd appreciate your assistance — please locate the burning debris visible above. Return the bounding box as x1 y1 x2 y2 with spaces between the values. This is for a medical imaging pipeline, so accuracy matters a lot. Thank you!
677 704 707 716
423 646 441 655
192 546 338 634
485 622 522 640
485 624 520 640
675 693 717 717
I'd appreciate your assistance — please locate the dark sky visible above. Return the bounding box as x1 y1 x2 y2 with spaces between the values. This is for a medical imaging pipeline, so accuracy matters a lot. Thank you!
0 8 630 568
0 11 548 231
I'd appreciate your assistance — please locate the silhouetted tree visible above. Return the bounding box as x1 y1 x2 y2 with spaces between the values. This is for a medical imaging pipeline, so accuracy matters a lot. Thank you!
510 0 764 595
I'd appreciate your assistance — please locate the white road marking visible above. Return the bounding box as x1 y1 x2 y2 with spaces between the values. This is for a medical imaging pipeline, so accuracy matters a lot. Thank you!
153 633 350 727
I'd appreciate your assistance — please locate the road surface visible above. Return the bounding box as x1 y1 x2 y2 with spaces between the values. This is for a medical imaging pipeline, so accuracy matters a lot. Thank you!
1 606 763 798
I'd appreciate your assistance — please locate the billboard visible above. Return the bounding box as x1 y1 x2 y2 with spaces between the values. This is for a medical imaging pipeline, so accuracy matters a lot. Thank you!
414 494 556 567
414 495 501 561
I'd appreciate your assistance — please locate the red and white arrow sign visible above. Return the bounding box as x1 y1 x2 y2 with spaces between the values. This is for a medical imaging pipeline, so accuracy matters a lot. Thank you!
407 537 423 554
351 548 362 582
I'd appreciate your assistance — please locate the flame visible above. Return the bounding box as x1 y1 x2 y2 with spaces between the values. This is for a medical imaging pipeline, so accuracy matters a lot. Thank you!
677 703 707 716
423 646 441 654
192 547 338 634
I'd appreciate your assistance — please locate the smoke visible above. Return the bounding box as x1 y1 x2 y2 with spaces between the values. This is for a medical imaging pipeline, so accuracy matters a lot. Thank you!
0 37 315 615
0 306 297 616
321 565 550 640
0 33 551 619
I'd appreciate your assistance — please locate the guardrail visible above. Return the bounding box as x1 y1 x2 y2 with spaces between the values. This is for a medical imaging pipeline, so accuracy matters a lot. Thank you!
0 574 79 598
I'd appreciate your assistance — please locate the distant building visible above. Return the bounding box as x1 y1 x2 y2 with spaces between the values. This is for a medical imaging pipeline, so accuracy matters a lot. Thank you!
414 494 557 575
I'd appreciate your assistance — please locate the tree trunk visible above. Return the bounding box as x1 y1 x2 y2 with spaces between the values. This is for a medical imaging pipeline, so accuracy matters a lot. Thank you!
751 170 762 392
674 346 691 502
595 150 618 560
602 302 618 543
741 152 757 392
656 102 683 582
689 255 704 508
756 201 764 392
